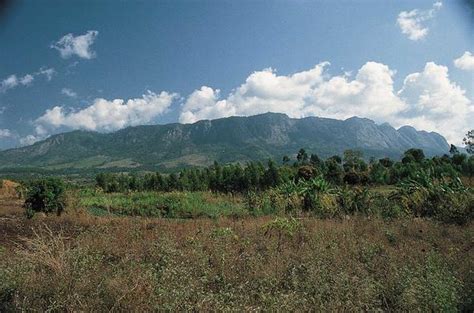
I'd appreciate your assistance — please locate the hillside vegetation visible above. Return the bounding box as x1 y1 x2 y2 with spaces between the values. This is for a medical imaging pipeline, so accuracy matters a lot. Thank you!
0 113 449 171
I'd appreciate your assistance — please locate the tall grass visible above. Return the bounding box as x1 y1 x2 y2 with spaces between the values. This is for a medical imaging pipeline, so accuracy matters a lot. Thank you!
79 190 247 218
1 217 472 311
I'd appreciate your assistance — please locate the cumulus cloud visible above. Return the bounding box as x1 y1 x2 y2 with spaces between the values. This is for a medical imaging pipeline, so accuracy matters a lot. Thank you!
397 2 442 41
179 61 472 144
454 51 474 71
0 67 55 93
33 91 177 138
51 30 99 59
397 62 473 143
180 63 329 123
0 129 12 138
61 88 77 98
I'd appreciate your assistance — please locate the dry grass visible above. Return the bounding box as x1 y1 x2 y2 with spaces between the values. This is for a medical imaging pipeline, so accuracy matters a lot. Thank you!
0 180 22 217
0 185 472 311
1 212 473 311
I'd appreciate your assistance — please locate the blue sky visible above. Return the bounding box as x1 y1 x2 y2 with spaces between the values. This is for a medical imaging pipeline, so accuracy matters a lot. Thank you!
0 0 472 149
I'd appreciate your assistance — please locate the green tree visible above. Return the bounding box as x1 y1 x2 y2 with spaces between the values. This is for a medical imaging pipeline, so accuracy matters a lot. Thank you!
324 158 343 185
343 150 366 172
263 159 281 188
464 130 473 154
449 144 459 155
24 178 66 218
309 153 322 167
296 148 308 164
379 157 394 168
402 148 425 164
463 156 474 183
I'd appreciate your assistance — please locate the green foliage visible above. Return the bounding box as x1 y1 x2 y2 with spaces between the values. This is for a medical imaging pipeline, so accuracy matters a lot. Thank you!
262 217 302 237
402 148 425 164
23 178 66 218
393 172 473 224
80 190 247 219
52 146 474 224
464 130 473 154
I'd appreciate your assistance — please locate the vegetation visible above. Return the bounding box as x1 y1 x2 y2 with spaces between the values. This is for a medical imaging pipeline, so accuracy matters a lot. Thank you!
0 142 472 311
0 216 472 311
0 113 452 171
94 148 474 194
86 147 474 225
465 129 474 154
23 178 66 218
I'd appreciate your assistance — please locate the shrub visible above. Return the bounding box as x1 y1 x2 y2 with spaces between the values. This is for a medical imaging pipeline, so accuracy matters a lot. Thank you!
23 178 66 218
393 175 473 224
430 191 474 225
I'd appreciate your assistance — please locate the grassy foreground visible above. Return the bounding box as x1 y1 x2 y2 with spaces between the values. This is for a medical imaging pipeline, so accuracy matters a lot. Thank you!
1 201 473 311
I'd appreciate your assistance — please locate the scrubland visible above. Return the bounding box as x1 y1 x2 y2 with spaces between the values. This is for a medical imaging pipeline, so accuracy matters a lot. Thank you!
0 181 473 311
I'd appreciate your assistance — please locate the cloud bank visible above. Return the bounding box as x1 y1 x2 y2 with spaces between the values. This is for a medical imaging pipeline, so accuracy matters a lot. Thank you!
397 2 442 41
32 91 177 139
51 30 99 59
180 61 472 144
26 60 472 146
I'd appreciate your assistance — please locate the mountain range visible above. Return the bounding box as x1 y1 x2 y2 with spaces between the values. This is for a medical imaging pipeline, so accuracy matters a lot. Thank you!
0 113 449 172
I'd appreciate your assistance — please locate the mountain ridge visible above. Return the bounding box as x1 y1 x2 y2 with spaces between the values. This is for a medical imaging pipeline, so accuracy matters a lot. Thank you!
0 113 449 171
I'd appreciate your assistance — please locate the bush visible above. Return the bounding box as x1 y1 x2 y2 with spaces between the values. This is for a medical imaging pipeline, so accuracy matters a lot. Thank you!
393 176 473 224
430 191 474 225
23 178 66 218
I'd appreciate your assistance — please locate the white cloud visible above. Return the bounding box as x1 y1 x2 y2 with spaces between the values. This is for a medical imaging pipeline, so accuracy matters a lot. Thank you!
51 30 99 59
61 88 77 98
454 51 474 71
19 74 34 85
179 61 472 144
0 74 34 92
38 67 55 81
33 91 177 137
397 62 472 143
397 2 442 41
180 61 404 124
0 67 55 93
306 62 407 121
180 63 329 123
0 129 12 138
19 135 40 146
0 75 19 92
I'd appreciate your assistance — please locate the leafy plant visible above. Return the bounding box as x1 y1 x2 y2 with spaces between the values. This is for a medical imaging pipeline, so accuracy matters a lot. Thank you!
23 178 66 218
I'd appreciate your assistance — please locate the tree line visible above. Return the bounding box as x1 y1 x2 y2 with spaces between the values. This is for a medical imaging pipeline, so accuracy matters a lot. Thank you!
95 145 474 193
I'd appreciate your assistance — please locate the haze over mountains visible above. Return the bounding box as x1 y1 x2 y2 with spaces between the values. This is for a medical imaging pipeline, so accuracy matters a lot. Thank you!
0 113 449 172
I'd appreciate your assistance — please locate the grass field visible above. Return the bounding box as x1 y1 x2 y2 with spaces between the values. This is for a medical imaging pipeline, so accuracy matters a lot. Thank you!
0 183 473 311
78 190 247 218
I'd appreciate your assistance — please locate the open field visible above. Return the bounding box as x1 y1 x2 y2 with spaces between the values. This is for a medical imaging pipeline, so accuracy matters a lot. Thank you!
0 186 473 311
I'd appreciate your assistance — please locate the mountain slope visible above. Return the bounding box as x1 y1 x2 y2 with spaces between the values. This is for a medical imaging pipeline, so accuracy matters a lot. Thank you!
0 113 449 171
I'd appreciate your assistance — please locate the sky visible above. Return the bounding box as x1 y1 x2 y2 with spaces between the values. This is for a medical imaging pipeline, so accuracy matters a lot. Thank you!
0 0 473 149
